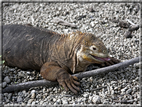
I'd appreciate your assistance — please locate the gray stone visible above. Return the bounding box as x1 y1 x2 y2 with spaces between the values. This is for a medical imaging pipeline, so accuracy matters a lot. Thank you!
9 68 15 72
90 22 95 27
4 76 11 83
31 92 35 99
56 99 61 104
63 29 68 34
83 92 89 98
134 62 141 69
2 82 7 88
40 100 44 105
18 72 25 77
92 95 101 104
26 71 31 75
5 99 9 103
3 69 9 74
31 101 36 105
21 102 26 106
126 88 132 94
121 87 128 92
53 98 56 102
8 93 12 100
18 92 23 96
103 99 109 104
27 99 34 104
22 90 27 95
111 81 117 84
62 99 68 104
17 96 23 102
111 90 115 95
31 90 36 94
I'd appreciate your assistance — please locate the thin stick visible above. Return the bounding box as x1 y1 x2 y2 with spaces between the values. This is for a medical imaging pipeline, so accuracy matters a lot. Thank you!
2 56 141 93
126 19 135 26
52 18 77 28
74 56 141 79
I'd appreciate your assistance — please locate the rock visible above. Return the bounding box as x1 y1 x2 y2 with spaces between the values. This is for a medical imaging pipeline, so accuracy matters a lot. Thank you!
17 96 23 102
31 101 36 105
28 99 34 104
5 99 9 103
77 15 86 20
90 22 95 27
40 100 44 105
2 82 7 88
22 90 27 95
18 72 25 77
31 92 35 99
103 99 109 104
31 90 36 99
83 92 89 98
134 62 141 69
111 90 115 95
4 76 11 83
3 69 9 74
53 98 56 102
110 81 117 84
21 102 26 106
56 99 61 104
63 29 68 34
18 92 23 96
9 68 15 72
87 7 95 12
92 95 101 104
121 87 128 92
8 93 12 100
26 71 31 75
31 90 36 94
126 88 132 94
62 99 68 104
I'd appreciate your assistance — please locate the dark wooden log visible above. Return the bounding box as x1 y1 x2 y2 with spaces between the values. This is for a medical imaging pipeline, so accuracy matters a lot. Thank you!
2 56 141 93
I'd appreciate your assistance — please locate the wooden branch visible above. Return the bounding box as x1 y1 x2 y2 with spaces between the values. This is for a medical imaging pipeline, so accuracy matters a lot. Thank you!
52 18 77 28
74 56 141 79
2 56 141 93
110 19 140 38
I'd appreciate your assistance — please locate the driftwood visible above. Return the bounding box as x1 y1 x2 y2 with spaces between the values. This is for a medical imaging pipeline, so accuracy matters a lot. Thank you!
110 19 140 38
52 18 77 28
2 56 141 93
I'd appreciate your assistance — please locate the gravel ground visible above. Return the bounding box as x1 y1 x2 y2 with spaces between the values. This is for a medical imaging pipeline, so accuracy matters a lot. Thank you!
1 2 141 106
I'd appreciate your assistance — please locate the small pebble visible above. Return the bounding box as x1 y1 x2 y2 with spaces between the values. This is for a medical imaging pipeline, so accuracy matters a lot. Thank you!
40 100 44 105
31 93 35 99
92 95 101 104
17 96 23 102
126 88 132 94
3 76 11 83
62 99 68 104
28 99 34 104
83 92 89 98
31 101 36 105
2 82 7 88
